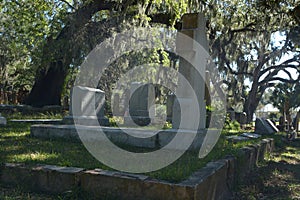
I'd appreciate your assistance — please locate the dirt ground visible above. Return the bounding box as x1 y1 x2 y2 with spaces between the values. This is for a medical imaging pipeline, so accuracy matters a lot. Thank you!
232 138 300 200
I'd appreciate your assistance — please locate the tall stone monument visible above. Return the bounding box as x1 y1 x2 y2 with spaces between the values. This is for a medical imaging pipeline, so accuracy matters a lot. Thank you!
172 13 208 130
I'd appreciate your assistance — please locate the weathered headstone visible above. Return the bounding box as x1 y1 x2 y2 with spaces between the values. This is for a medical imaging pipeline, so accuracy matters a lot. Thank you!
255 118 278 134
172 13 208 130
124 82 155 126
293 112 300 132
63 86 109 126
112 93 121 116
0 113 6 125
166 94 175 122
227 108 235 121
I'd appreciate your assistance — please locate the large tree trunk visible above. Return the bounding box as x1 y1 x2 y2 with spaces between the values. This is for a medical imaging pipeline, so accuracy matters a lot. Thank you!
25 61 67 107
244 68 261 123
24 1 116 107
244 97 259 123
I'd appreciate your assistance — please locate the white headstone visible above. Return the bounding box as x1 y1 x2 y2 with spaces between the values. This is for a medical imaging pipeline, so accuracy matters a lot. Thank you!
64 86 109 126
0 113 7 125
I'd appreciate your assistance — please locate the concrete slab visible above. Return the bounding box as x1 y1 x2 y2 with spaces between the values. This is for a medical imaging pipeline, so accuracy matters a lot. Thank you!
10 119 62 124
226 135 249 142
241 132 261 139
30 124 208 150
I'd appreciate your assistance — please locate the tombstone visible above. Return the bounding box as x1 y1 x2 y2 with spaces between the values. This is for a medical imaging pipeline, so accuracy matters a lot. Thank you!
292 112 300 132
0 113 7 125
255 118 278 134
63 86 109 126
166 94 176 122
172 13 208 130
227 108 236 121
112 93 121 116
124 82 155 126
278 116 285 131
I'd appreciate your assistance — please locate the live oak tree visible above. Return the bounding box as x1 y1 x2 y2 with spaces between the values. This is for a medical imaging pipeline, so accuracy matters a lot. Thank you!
21 0 186 107
0 0 69 103
205 0 300 122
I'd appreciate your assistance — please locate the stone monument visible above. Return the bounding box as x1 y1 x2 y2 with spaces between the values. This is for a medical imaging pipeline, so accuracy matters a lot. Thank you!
293 111 300 132
63 86 109 126
0 113 6 125
166 94 176 122
124 82 155 126
172 13 208 130
255 118 279 134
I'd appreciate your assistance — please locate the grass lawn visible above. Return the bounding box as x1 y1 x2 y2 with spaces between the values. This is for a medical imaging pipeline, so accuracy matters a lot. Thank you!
1 120 297 199
0 122 273 183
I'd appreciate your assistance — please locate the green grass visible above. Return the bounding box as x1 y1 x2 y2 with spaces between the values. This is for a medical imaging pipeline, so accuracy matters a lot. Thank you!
0 122 276 183
2 112 64 120
0 123 105 170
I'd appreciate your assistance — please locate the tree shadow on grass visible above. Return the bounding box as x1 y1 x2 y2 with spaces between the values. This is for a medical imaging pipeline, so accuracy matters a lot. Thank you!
232 138 300 200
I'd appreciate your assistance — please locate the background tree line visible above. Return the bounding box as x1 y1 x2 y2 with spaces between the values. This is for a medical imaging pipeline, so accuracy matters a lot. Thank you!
0 0 299 122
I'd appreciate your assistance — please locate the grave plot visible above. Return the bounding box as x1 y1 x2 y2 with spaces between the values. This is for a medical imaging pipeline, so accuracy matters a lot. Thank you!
30 12 217 153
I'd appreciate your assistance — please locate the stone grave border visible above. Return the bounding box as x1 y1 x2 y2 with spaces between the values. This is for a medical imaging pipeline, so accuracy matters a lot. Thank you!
0 138 274 200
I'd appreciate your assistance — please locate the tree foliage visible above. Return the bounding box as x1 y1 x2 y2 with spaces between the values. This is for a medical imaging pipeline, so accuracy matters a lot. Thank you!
0 0 299 121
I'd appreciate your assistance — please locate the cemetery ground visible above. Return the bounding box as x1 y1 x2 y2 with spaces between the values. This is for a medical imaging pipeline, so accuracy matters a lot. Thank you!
232 138 300 200
0 117 299 199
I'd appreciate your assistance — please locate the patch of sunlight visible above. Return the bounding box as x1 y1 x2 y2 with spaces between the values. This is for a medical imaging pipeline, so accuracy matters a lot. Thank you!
273 156 282 162
282 152 300 160
2 145 22 151
2 132 29 138
286 147 297 151
9 152 59 162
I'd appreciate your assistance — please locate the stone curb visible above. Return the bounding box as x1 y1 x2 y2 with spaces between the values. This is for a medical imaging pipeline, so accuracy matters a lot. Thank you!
0 138 274 199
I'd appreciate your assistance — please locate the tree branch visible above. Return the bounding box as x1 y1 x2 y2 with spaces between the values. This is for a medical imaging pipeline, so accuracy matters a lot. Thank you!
59 0 76 10
259 75 300 85
260 63 299 77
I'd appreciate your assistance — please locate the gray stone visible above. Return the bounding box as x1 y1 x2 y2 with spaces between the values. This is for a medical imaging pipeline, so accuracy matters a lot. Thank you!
80 169 194 200
0 163 83 194
124 82 155 126
292 112 300 132
10 119 61 124
241 132 261 139
112 93 121 116
226 135 249 142
172 13 208 130
63 86 109 126
30 124 206 150
166 94 175 122
227 109 235 121
0 113 6 125
255 118 277 134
